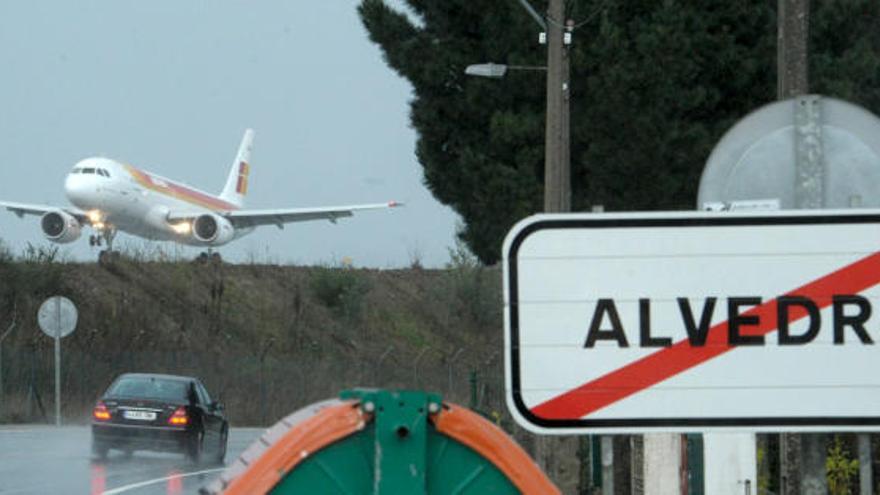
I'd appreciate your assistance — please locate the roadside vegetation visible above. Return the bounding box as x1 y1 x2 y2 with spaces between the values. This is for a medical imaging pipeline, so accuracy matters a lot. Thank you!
0 242 503 427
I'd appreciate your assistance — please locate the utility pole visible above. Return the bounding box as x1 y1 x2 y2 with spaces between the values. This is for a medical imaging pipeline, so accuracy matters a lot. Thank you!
543 0 571 213
777 1 828 494
540 3 581 489
777 0 810 99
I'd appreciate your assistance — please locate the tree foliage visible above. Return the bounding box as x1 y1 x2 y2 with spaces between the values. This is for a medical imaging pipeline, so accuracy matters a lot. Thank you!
359 0 880 264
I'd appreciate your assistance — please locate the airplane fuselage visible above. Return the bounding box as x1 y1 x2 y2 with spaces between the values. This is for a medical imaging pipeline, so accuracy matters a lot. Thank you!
65 158 253 246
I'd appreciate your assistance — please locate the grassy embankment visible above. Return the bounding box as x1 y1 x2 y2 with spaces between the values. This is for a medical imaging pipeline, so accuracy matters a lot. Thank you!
0 244 503 426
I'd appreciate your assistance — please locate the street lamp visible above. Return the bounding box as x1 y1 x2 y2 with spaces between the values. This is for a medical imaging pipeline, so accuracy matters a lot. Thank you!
463 0 572 213
464 63 546 78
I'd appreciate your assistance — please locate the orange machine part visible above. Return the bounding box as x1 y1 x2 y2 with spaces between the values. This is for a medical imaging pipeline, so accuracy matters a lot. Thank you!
222 401 367 495
432 403 562 495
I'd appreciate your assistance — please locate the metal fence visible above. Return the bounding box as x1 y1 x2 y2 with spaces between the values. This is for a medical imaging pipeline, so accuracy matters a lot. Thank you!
0 343 508 427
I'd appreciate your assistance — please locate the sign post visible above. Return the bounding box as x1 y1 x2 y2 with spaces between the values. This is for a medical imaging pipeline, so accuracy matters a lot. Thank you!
504 210 880 433
37 296 77 427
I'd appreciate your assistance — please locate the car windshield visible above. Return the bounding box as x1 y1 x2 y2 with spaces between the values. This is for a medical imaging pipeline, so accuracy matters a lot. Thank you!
106 376 189 401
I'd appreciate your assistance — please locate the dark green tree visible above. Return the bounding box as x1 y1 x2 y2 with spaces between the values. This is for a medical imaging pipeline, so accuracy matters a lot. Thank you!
359 0 880 264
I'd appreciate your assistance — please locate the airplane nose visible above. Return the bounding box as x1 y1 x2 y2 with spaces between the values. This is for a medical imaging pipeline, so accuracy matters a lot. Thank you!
65 174 93 208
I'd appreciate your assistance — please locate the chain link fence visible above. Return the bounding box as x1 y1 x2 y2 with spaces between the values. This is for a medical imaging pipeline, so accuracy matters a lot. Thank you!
0 345 507 426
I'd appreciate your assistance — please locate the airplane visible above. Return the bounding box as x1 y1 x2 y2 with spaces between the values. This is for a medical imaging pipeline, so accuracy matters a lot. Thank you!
0 129 401 262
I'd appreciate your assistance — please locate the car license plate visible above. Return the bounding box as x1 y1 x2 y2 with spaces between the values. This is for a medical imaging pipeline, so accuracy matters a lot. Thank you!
123 410 156 421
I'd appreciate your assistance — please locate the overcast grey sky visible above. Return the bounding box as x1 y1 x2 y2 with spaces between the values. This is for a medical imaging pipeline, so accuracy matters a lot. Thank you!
0 1 460 267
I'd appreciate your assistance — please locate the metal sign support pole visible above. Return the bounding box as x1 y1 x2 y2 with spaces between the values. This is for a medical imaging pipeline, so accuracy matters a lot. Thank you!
54 298 61 427
858 434 872 495
601 436 614 495
54 334 61 427
792 95 828 495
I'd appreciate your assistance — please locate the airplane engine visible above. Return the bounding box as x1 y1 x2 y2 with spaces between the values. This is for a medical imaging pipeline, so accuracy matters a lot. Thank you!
192 213 235 246
41 211 82 244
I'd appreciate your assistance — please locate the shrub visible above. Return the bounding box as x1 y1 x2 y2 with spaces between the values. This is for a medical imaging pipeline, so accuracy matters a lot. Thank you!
826 435 858 495
444 237 500 328
11 243 65 298
0 240 13 265
309 264 371 321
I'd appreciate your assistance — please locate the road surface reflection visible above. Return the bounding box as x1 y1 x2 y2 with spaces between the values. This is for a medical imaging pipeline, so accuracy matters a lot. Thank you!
0 426 260 495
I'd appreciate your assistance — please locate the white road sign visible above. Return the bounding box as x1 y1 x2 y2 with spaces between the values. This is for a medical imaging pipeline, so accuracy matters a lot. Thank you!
504 210 880 433
37 295 77 427
38 296 77 339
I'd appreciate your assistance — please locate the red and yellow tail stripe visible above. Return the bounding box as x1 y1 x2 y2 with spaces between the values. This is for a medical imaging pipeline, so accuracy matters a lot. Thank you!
236 161 249 195
125 164 240 211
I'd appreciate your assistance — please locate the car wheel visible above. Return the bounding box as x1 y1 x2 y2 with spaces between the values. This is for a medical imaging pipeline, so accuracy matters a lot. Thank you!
91 440 109 461
186 428 205 464
214 426 228 465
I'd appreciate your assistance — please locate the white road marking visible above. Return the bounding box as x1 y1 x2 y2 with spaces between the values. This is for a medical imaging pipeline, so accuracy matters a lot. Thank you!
102 467 224 495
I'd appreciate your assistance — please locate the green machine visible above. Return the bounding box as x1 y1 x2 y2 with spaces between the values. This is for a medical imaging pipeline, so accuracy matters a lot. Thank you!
202 389 559 495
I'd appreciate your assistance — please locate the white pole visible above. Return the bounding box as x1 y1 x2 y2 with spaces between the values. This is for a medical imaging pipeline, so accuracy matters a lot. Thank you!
704 432 756 494
858 434 872 495
643 433 683 495
54 297 61 427
601 436 614 495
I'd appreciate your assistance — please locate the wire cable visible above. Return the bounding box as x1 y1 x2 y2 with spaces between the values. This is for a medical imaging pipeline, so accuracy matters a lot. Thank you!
544 0 611 31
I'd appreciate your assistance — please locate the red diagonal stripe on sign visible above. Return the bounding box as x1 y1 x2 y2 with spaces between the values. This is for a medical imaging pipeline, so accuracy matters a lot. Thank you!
530 251 880 421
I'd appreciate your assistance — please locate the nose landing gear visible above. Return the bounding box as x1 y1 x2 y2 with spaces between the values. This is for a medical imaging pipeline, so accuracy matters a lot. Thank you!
94 227 119 264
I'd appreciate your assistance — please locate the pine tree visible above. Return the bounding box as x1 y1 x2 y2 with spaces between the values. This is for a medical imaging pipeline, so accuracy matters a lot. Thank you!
359 0 880 264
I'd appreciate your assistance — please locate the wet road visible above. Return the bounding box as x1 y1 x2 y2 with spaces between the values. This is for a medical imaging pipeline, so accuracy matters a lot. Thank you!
0 425 263 495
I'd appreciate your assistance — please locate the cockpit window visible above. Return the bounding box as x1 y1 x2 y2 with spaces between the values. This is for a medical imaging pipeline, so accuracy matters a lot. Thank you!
98 169 109 177
82 168 95 174
70 168 81 174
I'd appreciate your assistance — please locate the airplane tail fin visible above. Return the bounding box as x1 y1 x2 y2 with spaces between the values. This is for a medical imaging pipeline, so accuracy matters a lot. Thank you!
220 129 254 209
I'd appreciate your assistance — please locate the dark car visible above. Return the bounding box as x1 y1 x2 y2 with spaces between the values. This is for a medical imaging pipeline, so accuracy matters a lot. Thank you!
91 373 228 463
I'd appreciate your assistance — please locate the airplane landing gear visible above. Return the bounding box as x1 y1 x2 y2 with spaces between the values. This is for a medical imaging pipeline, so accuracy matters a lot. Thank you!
96 227 118 265
101 227 117 252
195 250 222 264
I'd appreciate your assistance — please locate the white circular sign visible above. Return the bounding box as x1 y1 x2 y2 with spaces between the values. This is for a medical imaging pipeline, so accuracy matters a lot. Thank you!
698 96 880 208
38 296 78 339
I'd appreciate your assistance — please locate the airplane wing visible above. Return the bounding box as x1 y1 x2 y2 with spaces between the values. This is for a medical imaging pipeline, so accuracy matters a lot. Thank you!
167 201 402 229
0 201 90 223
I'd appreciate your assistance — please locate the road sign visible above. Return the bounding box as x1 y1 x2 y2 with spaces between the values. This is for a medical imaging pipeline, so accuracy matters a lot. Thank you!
698 96 880 209
37 296 77 427
38 296 77 339
504 210 880 434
